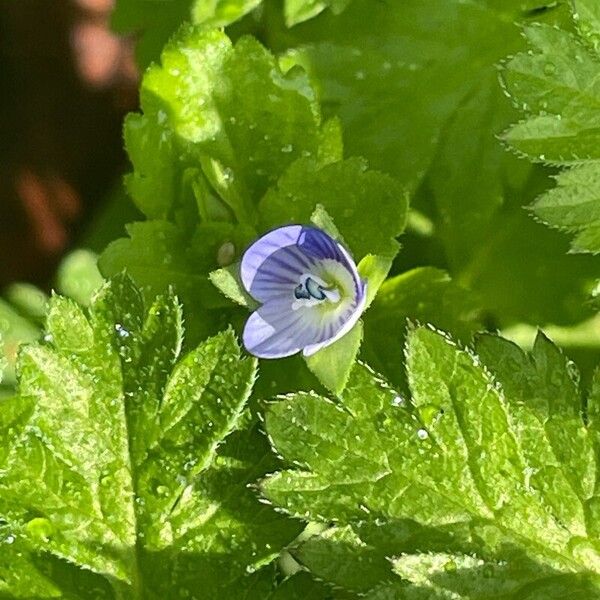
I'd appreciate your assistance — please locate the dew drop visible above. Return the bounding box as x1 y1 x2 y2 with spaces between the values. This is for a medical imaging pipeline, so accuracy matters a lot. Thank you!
281 144 293 153
115 324 130 338
417 428 429 440
391 395 405 407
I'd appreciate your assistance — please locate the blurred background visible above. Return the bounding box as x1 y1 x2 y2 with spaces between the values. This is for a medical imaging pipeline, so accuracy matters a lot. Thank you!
0 0 137 287
0 0 143 393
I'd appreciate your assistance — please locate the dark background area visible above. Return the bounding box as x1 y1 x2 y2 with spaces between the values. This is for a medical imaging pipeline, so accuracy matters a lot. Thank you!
0 0 137 288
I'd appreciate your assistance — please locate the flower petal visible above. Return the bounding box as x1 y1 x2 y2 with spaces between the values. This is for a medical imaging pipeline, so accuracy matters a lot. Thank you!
243 298 334 359
240 225 302 292
241 225 369 359
298 226 348 264
246 246 315 303
298 227 363 298
302 280 368 356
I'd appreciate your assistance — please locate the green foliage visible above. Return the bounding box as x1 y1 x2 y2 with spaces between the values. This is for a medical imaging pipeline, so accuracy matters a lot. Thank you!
362 267 482 392
502 2 600 254
259 157 406 259
9 0 600 596
0 251 104 392
274 0 598 325
262 326 600 597
101 25 407 392
284 0 352 27
111 0 262 69
112 0 354 68
0 276 300 598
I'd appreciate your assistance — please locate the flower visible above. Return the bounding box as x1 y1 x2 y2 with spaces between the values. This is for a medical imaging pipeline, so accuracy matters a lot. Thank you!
240 225 367 359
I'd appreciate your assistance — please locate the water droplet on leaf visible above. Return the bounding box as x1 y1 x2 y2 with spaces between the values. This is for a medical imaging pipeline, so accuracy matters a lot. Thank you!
391 395 405 407
417 428 429 440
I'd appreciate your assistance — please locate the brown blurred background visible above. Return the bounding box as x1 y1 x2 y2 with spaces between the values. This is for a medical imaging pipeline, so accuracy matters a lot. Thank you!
0 0 138 288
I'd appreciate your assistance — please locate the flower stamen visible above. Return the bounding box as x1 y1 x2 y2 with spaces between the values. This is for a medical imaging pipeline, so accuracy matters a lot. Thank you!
292 275 341 310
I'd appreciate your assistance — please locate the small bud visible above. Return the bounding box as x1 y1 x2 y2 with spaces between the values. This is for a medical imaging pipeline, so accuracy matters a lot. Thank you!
217 242 235 267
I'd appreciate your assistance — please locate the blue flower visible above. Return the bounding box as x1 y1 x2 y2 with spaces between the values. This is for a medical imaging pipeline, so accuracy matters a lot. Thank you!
240 225 367 359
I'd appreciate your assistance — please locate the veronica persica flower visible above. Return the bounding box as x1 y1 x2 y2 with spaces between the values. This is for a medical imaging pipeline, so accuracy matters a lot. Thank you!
240 225 367 359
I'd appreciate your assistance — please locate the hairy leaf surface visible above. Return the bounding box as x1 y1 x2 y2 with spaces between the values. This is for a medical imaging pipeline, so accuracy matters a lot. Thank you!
0 276 300 598
262 327 600 597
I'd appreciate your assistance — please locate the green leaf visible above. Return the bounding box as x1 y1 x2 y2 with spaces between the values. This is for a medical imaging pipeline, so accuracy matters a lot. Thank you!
191 0 263 28
278 0 596 325
4 283 48 323
357 254 393 310
284 0 352 27
55 249 104 307
502 11 600 254
262 326 600 596
531 164 600 253
122 111 188 221
0 299 41 386
0 252 102 390
305 320 363 396
99 221 213 307
310 203 345 244
210 263 256 308
0 276 300 598
0 396 62 598
99 220 229 342
142 27 325 221
111 0 262 69
295 525 391 593
259 157 407 259
362 267 482 391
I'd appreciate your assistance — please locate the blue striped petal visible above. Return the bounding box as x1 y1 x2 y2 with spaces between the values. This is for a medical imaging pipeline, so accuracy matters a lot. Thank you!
297 226 351 265
303 280 367 356
243 298 325 359
246 245 315 303
240 225 302 291
240 225 368 359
